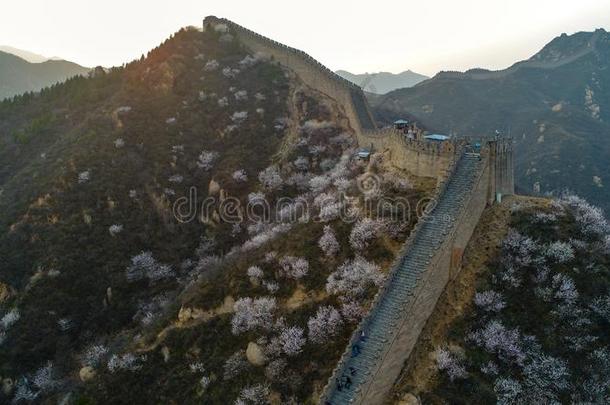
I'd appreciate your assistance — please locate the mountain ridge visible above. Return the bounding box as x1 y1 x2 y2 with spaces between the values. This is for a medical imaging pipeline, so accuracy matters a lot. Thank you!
0 50 90 100
336 69 429 94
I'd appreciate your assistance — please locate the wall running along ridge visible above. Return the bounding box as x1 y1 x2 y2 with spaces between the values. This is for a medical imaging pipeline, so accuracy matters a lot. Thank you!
203 16 467 179
203 16 515 404
203 16 377 134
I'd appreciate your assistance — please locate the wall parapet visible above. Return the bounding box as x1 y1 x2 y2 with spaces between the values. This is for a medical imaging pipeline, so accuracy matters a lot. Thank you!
361 128 459 155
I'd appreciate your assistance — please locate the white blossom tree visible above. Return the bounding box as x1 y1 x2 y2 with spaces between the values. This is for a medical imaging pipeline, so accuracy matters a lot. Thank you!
78 170 90 184
560 194 609 238
279 256 309 279
196 150 219 170
108 224 123 236
435 347 468 381
309 175 331 194
246 266 263 279
468 320 525 365
258 166 283 191
223 350 250 380
545 241 575 264
232 169 248 182
349 218 382 251
107 353 146 373
231 297 277 335
279 326 305 356
293 156 309 171
125 252 175 283
318 225 340 257
235 383 269 404
326 256 384 297
474 291 506 313
32 361 58 392
307 306 343 343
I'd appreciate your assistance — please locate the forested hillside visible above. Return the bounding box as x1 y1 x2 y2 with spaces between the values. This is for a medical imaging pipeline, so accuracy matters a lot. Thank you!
0 23 428 404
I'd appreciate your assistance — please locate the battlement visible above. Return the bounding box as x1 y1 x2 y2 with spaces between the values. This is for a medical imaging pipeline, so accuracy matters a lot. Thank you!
203 16 377 133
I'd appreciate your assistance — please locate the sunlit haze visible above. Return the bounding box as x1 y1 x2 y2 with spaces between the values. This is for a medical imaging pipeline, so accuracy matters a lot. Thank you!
2 0 610 76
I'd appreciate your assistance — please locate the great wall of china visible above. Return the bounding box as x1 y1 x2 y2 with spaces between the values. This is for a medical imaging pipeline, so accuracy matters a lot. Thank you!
203 17 514 405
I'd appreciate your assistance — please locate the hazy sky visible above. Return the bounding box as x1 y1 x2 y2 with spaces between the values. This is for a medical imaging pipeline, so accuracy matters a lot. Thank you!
2 0 610 76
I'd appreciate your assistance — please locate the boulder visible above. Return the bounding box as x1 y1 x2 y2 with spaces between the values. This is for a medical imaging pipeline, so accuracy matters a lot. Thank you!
0 283 11 303
398 393 420 405
1 378 13 395
246 342 266 366
161 346 171 362
249 276 261 287
178 306 207 323
79 367 96 382
208 179 221 195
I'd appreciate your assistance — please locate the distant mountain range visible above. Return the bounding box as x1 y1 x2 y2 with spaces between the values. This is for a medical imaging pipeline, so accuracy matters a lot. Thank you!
371 28 610 212
336 69 429 94
0 45 62 63
0 47 89 100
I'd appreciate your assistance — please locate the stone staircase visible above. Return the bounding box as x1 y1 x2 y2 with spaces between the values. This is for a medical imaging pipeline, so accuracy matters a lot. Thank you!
322 153 482 405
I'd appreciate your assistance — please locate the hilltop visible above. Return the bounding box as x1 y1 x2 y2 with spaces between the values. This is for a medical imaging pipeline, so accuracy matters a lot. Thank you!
372 29 610 212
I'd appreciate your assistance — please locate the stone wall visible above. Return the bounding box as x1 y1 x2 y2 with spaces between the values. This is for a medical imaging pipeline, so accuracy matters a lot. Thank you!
358 128 459 178
351 152 493 404
203 16 377 134
493 139 515 199
201 17 516 404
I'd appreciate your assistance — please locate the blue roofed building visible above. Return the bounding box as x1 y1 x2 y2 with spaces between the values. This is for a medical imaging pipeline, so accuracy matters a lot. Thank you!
424 133 451 142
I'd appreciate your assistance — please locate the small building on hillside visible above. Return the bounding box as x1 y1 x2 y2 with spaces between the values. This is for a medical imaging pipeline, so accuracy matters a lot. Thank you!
356 148 371 160
393 119 409 130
